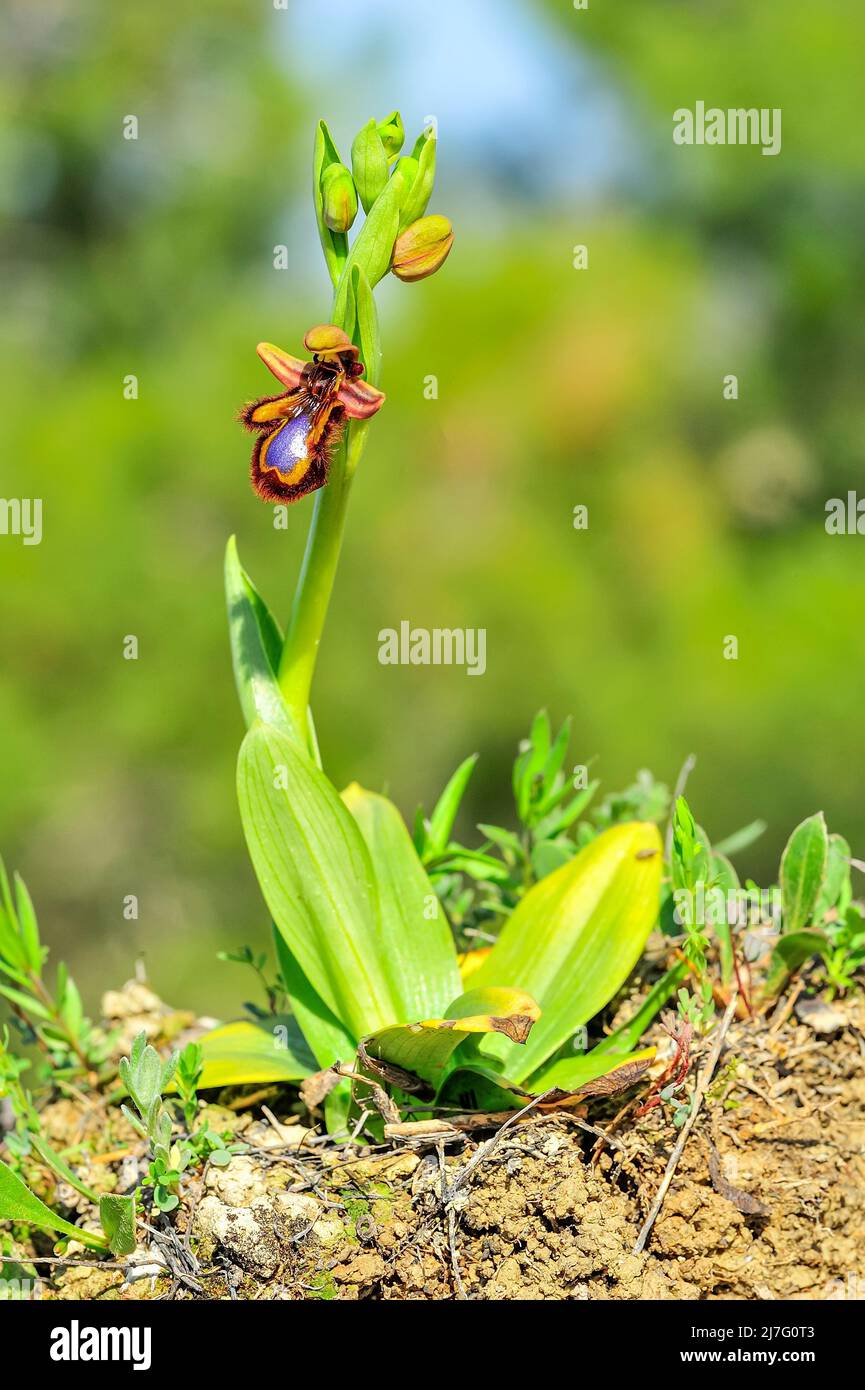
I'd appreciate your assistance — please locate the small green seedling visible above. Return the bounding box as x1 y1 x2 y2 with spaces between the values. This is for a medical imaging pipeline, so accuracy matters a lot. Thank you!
0 861 108 1079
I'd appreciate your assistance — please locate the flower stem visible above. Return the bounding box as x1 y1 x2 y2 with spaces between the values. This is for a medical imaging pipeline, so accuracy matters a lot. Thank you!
277 423 368 732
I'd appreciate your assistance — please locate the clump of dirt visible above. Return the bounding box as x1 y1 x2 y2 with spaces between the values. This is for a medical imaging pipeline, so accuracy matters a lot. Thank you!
6 988 864 1301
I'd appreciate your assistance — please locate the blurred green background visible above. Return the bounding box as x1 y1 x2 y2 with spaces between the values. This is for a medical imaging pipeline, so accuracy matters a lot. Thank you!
1 0 862 1018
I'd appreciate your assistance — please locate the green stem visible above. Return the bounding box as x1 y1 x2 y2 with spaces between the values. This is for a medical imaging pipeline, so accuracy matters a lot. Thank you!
277 423 369 730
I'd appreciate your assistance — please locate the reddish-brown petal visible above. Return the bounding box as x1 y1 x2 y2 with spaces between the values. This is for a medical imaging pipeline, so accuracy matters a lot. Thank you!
256 342 308 389
337 377 386 420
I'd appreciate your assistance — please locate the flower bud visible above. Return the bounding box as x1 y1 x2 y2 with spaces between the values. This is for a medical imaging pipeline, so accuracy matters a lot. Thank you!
320 162 358 233
351 118 389 214
391 214 454 283
376 110 405 160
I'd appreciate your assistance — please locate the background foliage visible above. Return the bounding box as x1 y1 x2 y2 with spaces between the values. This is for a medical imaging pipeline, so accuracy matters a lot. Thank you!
0 0 862 1015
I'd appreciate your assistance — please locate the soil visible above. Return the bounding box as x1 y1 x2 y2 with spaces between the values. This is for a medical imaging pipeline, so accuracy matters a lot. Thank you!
4 985 864 1301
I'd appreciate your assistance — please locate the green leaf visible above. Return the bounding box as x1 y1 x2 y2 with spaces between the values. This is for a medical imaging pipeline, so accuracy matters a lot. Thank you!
763 930 829 1000
237 721 397 1040
351 265 382 388
13 875 42 973
98 1194 136 1256
815 834 852 921
313 120 349 287
671 797 711 892
469 821 664 1083
0 982 52 1021
272 928 356 1070
530 839 574 880
225 537 298 742
477 823 522 858
333 168 406 321
0 860 29 973
30 1136 99 1204
712 819 767 857
593 960 688 1055
533 779 599 840
0 1157 108 1251
363 987 540 1087
398 127 437 229
425 754 478 859
513 711 551 820
780 812 828 932
710 852 739 985
350 117 389 214
197 1015 316 1088
341 784 462 1021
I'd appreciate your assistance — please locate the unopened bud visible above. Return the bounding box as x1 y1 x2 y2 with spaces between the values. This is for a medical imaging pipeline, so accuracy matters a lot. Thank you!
391 214 454 283
377 110 405 160
320 163 358 233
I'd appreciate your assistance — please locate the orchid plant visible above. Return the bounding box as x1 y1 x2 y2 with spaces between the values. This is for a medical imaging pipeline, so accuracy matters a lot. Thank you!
204 113 683 1129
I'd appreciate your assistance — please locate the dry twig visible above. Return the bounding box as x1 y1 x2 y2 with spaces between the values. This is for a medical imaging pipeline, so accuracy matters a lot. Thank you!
632 993 737 1255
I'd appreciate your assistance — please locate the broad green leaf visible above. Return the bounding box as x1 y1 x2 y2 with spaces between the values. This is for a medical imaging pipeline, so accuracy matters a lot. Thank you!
763 929 829 1000
815 834 852 921
0 1157 107 1251
272 928 356 1070
225 537 297 741
342 783 461 1021
469 821 664 1083
780 812 828 932
363 987 540 1086
425 755 478 858
237 722 398 1040
197 1015 316 1088
457 947 492 984
99 1194 136 1256
593 960 688 1056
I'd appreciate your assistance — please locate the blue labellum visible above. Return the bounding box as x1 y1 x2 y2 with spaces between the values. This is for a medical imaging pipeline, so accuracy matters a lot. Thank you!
267 412 311 473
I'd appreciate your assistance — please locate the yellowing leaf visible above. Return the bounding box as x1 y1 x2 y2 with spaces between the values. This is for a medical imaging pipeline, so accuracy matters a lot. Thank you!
363 987 540 1086
471 821 663 1082
197 1015 316 1088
